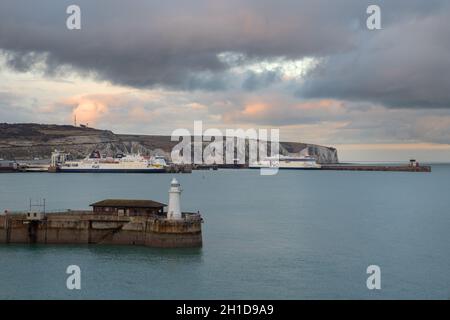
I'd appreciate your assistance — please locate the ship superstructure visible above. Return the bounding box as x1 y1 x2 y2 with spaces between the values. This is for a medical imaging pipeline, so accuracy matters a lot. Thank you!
52 150 167 173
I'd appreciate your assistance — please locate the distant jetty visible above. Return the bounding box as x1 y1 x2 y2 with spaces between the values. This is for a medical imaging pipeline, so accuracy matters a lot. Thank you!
321 160 431 172
0 179 203 248
321 165 431 172
1 160 432 173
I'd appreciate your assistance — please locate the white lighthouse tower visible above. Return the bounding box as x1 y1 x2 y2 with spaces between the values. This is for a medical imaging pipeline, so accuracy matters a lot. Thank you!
168 178 182 220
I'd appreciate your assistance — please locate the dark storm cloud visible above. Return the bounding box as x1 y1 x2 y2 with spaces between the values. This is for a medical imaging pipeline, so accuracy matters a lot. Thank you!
242 71 282 91
0 0 449 109
0 0 364 88
299 5 450 109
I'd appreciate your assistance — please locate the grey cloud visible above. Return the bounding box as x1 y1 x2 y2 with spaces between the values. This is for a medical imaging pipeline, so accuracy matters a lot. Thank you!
0 91 18 104
0 0 448 110
299 3 450 109
0 92 34 123
3 52 46 72
242 71 282 91
0 0 375 90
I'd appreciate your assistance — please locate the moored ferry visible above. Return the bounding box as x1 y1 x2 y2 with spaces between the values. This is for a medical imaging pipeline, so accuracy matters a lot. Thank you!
0 160 17 172
53 150 167 173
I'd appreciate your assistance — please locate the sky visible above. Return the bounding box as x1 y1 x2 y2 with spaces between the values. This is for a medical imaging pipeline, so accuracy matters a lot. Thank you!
1 0 450 162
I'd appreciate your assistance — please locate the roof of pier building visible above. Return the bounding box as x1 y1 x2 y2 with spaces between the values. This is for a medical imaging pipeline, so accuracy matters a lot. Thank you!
90 199 166 208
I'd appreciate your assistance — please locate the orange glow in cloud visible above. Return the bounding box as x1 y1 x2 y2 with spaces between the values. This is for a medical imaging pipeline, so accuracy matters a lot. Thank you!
61 91 168 126
295 99 343 111
242 99 342 116
68 98 108 126
187 102 207 110
241 103 269 116
224 99 344 123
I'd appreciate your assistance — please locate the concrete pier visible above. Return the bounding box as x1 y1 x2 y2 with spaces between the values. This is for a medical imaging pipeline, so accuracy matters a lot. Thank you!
0 179 203 248
0 211 202 248
321 164 431 172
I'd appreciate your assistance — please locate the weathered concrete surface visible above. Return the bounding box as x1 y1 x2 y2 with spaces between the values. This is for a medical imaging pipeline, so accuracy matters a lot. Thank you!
0 212 203 248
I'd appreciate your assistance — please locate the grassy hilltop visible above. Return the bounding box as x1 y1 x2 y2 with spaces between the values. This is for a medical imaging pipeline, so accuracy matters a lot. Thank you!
0 123 338 163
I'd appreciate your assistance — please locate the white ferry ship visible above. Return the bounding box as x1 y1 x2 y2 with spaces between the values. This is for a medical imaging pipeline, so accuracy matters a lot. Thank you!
53 150 167 173
249 155 321 170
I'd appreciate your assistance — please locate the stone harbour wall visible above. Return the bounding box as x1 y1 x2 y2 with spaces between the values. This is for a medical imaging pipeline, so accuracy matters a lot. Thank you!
0 213 203 248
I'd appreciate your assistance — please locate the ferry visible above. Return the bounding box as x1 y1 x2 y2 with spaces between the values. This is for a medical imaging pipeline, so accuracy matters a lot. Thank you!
54 150 167 173
0 160 18 172
249 155 321 170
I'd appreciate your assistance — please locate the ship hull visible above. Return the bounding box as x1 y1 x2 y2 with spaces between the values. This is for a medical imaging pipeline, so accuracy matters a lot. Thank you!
248 166 322 170
59 168 166 173
249 155 322 170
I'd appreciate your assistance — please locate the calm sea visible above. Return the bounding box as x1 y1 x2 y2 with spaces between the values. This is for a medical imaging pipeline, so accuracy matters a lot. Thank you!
0 166 449 299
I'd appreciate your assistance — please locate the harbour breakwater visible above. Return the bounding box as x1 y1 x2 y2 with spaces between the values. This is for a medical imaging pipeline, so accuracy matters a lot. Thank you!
0 179 203 248
0 212 203 248
321 164 431 172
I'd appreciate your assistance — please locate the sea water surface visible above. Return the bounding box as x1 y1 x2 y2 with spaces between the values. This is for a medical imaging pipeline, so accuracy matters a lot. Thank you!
0 166 449 299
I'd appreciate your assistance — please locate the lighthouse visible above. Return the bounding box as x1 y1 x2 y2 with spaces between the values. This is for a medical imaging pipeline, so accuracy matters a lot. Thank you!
168 178 182 219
